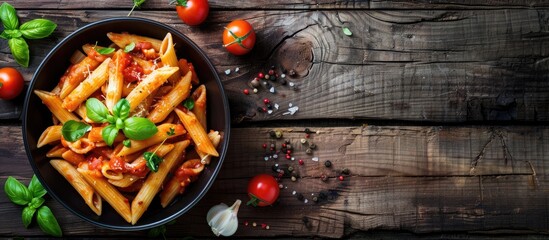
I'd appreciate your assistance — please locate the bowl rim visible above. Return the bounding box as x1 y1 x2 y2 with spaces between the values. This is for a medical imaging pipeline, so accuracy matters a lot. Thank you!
22 17 231 231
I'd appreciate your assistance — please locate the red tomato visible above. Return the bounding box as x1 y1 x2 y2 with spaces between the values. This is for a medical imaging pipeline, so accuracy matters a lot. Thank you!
223 19 256 55
0 67 24 100
175 0 209 26
247 174 279 207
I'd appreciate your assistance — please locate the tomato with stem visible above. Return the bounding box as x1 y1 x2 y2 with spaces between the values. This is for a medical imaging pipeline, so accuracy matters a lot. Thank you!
173 0 209 26
247 174 279 207
0 67 24 100
222 19 256 56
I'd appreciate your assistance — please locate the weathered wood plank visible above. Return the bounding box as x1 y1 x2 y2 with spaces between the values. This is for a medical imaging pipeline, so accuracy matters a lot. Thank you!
2 125 548 237
7 0 549 10
2 10 549 122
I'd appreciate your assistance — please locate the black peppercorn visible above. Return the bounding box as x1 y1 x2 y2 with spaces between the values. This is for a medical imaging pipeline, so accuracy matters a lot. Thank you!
324 160 332 168
269 130 276 138
297 193 304 201
342 168 350 175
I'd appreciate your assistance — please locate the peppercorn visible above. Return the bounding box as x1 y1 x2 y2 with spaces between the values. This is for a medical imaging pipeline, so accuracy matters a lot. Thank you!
270 75 276 81
275 130 283 138
342 168 350 175
253 88 258 93
312 196 318 202
286 150 292 155
281 143 287 148
304 128 312 134
291 176 297 182
264 74 270 80
300 138 307 144
258 72 264 79
271 164 278 172
262 143 267 148
309 143 316 149
268 69 275 76
338 175 344 181
251 78 260 88
285 139 290 144
262 107 267 112
270 143 275 149
279 184 284 189
285 154 291 160
288 166 294 172
305 133 310 138
305 148 312 154
286 144 292 150
297 193 304 201
263 98 270 104
257 107 264 113
243 89 249 95
324 160 332 168
298 159 304 165
269 130 276 138
320 174 328 182
266 103 272 109
289 69 296 76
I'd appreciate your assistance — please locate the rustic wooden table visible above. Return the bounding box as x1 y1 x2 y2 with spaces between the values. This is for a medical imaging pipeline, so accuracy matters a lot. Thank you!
2 0 549 239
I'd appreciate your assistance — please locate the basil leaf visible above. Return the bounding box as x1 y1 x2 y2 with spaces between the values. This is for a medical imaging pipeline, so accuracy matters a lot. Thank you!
124 42 135 53
8 37 29 67
19 19 57 39
28 175 47 198
113 98 130 120
0 31 9 39
4 176 32 205
144 151 163 172
182 98 194 110
22 206 36 229
29 197 45 209
0 2 19 30
342 27 352 36
106 114 116 124
101 124 119 146
86 98 109 123
61 120 91 142
96 47 115 55
123 117 158 140
5 29 21 38
123 139 131 147
36 206 62 237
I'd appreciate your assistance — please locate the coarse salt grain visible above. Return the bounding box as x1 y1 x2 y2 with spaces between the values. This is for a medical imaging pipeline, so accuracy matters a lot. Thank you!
292 191 297 195
312 157 319 161
235 67 240 72
269 87 276 93
224 69 231 75
274 103 279 109
289 82 295 87
289 103 293 107
304 199 309 203
281 74 286 78
267 110 273 114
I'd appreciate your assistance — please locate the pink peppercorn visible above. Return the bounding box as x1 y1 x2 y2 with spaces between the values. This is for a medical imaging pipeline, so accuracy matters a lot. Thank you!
243 89 250 95
338 175 344 181
258 72 264 79
262 143 267 148
263 98 270 104
298 159 304 165
268 69 275 76
286 154 291 159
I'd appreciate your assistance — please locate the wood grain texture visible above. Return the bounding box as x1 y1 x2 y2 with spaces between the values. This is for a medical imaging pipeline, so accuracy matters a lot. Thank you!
2 9 549 122
6 0 549 10
2 125 548 237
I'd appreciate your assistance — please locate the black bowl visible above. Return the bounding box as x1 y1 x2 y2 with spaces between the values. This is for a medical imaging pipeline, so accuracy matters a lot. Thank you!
22 17 230 230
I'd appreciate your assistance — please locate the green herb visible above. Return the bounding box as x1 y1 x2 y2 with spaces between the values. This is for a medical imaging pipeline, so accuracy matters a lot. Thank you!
144 151 163 172
61 120 92 142
148 220 177 239
342 27 352 36
3 175 62 237
77 98 158 145
182 98 195 110
143 127 176 172
96 47 115 55
37 206 62 237
0 2 56 67
123 139 132 147
124 42 136 53
128 0 147 16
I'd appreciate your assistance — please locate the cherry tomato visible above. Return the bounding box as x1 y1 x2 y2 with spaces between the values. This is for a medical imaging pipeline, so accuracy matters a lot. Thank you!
247 174 279 207
175 0 209 26
223 19 256 56
0 67 24 100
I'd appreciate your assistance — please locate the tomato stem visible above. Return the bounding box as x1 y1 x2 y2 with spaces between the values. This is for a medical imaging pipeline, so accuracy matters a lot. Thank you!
246 193 262 207
223 28 252 50
172 0 188 6
0 82 3 88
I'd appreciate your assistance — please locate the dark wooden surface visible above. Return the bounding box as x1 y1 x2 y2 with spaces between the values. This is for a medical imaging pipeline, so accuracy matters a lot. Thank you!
2 0 549 239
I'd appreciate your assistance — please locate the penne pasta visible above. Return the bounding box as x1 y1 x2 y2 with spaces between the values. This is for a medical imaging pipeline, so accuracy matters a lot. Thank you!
62 58 112 112
148 71 192 123
175 108 219 157
105 50 124 112
50 159 102 215
125 66 178 112
34 90 79 124
78 162 132 223
37 125 62 148
61 149 85 165
160 159 204 208
107 32 162 52
131 140 190 224
159 33 181 84
197 130 221 165
46 144 68 158
191 84 207 129
59 56 101 99
116 123 185 156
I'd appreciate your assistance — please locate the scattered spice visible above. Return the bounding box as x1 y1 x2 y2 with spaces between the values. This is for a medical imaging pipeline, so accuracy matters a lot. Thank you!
342 168 350 175
311 157 319 161
243 89 249 95
288 166 294 172
258 72 264 79
251 78 260 87
312 196 318 202
274 130 282 138
252 222 257 227
263 98 270 104
296 193 304 201
324 160 332 168
320 174 328 182
309 142 316 149
235 67 240 72
264 74 270 80
268 69 275 75
300 138 307 144
338 175 344 181
305 148 312 154
262 143 267 148
298 159 304 165
253 88 258 93
224 69 231 75
291 176 297 182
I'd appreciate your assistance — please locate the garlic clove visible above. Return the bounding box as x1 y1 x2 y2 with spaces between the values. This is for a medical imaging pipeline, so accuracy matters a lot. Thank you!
206 199 241 237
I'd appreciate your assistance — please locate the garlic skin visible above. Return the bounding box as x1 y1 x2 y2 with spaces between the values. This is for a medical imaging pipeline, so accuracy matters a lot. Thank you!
206 199 241 237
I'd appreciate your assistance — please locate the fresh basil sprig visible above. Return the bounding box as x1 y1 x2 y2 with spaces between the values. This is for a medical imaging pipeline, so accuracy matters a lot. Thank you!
143 127 176 172
0 2 56 67
128 0 147 16
182 98 195 110
3 175 62 237
61 120 92 142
